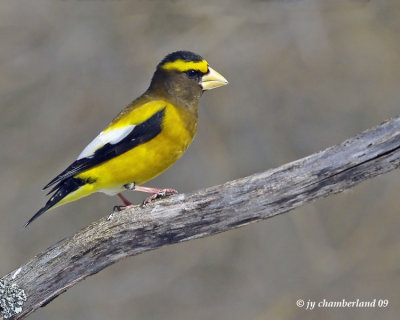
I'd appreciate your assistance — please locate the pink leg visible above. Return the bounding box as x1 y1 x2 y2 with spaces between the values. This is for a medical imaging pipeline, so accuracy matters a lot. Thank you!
113 193 134 211
133 185 178 205
117 193 132 206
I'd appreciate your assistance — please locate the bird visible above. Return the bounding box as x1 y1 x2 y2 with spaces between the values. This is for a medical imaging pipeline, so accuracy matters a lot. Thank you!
26 50 228 227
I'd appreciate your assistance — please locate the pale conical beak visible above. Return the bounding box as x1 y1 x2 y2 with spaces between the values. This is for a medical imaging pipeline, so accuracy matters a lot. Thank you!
200 66 229 90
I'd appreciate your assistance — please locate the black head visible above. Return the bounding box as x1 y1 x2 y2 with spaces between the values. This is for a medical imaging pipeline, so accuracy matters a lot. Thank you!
148 51 228 109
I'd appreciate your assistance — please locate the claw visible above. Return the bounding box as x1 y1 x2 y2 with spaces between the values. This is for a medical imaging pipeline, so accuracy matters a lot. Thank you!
113 205 124 212
115 184 178 210
142 188 178 206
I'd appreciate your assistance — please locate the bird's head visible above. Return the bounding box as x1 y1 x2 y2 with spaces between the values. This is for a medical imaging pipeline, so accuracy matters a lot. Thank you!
148 51 228 109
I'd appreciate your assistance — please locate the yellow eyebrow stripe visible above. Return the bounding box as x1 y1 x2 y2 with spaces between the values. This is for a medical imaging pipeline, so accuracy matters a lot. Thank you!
161 59 208 73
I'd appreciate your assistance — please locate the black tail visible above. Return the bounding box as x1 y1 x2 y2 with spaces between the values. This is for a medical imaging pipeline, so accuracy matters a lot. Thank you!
25 177 86 227
25 205 51 228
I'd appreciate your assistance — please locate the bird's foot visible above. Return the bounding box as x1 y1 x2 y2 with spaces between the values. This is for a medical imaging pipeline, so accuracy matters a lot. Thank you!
122 183 178 206
107 193 135 220
112 204 135 212
117 192 133 206
141 188 178 206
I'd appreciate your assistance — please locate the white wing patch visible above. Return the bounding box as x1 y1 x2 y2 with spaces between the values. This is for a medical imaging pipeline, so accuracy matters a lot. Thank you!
77 125 136 160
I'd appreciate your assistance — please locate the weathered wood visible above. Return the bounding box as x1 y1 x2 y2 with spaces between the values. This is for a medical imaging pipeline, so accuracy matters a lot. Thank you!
1 116 400 319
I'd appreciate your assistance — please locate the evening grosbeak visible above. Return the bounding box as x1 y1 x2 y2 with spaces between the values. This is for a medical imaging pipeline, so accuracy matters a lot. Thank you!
26 51 228 226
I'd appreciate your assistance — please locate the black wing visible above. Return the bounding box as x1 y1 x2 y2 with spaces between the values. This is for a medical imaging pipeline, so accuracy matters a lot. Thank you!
43 107 166 190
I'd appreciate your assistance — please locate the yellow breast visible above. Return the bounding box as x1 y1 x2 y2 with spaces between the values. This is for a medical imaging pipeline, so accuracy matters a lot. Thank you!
76 100 197 192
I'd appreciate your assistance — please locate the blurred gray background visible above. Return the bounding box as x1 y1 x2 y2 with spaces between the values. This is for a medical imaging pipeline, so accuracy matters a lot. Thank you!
1 0 400 319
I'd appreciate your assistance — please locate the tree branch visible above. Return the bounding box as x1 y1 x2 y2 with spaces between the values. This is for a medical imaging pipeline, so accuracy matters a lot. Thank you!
2 116 400 319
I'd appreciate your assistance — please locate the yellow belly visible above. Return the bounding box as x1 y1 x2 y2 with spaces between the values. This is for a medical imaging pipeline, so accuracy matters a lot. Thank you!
76 102 196 193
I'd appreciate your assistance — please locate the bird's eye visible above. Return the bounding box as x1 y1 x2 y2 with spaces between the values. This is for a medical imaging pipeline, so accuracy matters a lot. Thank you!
186 69 199 79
